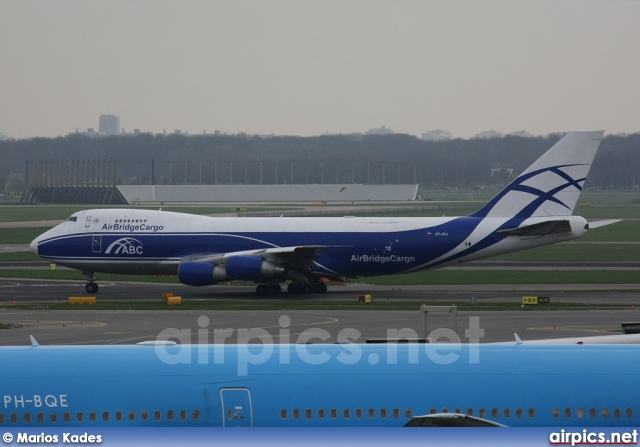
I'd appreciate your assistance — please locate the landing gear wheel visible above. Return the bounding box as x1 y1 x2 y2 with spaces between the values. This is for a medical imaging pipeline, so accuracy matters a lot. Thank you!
82 271 98 294
256 284 268 295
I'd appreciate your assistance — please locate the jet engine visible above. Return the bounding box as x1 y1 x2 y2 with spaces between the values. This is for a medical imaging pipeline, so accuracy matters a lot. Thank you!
178 256 285 286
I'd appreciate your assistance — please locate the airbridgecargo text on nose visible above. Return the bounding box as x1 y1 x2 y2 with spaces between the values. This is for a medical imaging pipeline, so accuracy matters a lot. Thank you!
153 315 485 375
101 222 164 232
351 254 415 264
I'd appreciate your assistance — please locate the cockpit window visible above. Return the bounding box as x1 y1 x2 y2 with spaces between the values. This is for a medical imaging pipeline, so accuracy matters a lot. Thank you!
66 216 78 222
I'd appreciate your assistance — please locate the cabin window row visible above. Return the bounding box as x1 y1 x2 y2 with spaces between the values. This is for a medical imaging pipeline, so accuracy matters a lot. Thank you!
429 407 634 420
115 219 147 223
280 406 635 421
552 407 634 419
429 407 535 419
0 409 200 425
281 407 409 420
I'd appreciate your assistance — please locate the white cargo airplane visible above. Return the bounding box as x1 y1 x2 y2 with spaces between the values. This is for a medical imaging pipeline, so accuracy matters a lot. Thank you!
31 131 615 295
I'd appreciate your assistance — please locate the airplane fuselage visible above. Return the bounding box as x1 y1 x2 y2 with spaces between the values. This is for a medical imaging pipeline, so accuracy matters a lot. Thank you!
1 343 638 428
31 209 587 278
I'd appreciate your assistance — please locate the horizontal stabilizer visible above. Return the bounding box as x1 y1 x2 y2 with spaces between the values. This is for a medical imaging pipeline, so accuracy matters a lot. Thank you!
497 219 571 237
588 219 621 229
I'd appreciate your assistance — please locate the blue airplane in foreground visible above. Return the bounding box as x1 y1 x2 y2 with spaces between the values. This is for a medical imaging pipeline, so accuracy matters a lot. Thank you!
1 342 638 427
30 130 615 295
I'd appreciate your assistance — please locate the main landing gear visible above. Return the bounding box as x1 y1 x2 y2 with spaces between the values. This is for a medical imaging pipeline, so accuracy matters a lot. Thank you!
83 271 99 294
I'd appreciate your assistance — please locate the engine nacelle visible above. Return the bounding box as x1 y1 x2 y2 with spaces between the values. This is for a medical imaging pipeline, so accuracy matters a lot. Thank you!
178 261 226 287
226 255 285 281
178 257 285 286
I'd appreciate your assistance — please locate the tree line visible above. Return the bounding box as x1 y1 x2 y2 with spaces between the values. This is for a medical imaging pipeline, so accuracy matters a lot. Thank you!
1 132 639 191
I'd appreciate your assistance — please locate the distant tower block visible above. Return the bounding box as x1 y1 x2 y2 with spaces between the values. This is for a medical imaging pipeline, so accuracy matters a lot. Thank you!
99 115 120 136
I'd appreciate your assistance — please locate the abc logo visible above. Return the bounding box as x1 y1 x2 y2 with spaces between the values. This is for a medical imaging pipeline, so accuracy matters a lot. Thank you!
105 238 144 255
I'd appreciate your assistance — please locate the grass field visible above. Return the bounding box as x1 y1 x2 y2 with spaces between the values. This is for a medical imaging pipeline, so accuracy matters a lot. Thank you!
0 269 179 283
359 269 640 286
0 228 48 244
0 252 39 261
492 242 640 262
421 190 640 207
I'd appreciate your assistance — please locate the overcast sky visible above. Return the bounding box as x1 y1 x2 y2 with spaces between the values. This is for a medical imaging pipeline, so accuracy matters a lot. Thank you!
1 0 639 139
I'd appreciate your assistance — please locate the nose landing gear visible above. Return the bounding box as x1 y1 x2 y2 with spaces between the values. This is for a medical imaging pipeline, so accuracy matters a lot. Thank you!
83 271 99 293
85 282 99 293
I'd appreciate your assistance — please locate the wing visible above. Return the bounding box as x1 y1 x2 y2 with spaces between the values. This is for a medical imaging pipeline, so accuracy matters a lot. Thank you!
179 245 347 286
404 413 506 427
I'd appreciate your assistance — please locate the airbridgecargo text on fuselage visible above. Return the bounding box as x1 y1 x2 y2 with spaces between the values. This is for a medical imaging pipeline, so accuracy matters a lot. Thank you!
101 223 164 232
351 254 415 264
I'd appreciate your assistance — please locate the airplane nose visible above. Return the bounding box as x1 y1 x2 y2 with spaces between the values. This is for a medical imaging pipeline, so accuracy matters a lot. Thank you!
30 236 41 255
